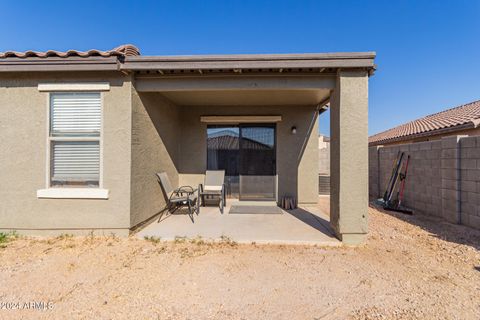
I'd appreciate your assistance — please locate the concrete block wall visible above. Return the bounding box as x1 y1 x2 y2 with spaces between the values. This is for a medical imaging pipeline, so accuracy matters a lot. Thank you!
368 146 380 198
459 136 480 229
369 135 480 230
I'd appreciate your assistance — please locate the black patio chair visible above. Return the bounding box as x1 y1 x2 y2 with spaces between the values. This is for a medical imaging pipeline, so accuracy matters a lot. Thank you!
156 172 198 222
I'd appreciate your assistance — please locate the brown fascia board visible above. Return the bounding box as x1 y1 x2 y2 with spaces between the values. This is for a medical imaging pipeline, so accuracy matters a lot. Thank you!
121 52 376 71
0 56 120 72
369 122 475 146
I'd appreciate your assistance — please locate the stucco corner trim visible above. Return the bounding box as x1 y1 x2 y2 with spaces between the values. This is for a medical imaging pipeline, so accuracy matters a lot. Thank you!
37 188 109 199
38 82 111 92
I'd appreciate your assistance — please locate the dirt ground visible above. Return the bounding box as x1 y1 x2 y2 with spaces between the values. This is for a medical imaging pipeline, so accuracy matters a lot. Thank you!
0 199 479 320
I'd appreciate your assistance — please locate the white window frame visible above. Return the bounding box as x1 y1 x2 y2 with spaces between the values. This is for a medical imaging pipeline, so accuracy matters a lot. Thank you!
36 83 109 199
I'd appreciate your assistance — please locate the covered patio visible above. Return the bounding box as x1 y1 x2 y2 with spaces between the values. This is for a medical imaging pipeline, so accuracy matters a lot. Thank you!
127 52 375 245
137 198 340 246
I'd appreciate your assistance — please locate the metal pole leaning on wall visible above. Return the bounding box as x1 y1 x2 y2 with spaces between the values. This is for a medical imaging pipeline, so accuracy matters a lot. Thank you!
383 151 401 201
377 146 382 198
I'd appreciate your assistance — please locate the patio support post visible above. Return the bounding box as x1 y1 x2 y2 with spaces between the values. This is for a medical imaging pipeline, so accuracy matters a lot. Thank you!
329 69 369 245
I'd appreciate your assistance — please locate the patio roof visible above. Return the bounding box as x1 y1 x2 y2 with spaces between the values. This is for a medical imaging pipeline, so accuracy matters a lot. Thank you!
122 52 376 75
0 44 376 74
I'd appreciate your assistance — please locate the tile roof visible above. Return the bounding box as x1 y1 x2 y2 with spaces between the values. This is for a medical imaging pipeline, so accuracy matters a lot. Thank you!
369 100 480 145
207 134 271 150
0 44 140 59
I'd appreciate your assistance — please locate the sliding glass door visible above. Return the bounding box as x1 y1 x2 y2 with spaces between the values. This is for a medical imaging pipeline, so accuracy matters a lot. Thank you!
207 124 276 201
238 125 276 200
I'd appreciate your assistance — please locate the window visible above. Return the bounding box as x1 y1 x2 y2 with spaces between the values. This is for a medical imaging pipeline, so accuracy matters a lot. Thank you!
49 92 101 188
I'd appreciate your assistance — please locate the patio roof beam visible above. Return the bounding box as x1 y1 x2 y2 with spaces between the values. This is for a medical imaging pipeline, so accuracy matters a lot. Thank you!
134 75 336 92
200 115 282 123
122 59 374 71
122 52 376 72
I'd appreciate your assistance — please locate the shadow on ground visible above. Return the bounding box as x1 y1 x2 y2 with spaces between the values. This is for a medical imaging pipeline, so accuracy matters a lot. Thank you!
158 207 197 223
287 208 336 237
371 203 480 251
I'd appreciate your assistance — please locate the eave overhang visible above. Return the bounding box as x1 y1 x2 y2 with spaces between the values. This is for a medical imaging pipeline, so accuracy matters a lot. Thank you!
122 52 376 76
0 51 376 74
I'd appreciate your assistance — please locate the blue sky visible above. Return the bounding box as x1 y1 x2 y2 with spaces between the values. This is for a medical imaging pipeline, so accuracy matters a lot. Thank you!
1 1 479 135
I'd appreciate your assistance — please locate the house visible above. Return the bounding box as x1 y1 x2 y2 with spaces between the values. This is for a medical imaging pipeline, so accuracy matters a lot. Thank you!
0 45 375 244
318 134 330 195
369 100 480 146
318 134 330 175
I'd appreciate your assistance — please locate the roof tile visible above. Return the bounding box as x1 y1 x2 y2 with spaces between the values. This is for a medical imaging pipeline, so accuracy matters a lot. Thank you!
0 44 140 59
369 100 480 145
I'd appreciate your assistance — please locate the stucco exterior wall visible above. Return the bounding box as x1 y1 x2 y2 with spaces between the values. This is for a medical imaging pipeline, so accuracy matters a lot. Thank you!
0 72 132 235
177 105 319 204
330 70 369 245
297 113 319 203
130 91 180 228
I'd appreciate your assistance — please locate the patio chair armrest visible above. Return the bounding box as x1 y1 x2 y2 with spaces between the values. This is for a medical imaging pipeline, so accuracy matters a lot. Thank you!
174 186 196 195
168 192 178 202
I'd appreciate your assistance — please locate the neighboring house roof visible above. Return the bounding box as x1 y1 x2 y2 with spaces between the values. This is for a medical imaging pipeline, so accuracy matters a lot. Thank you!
207 135 272 150
369 100 480 146
0 44 376 74
0 44 140 59
319 135 330 142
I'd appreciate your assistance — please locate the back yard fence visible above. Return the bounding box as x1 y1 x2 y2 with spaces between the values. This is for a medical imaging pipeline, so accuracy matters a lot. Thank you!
369 135 480 230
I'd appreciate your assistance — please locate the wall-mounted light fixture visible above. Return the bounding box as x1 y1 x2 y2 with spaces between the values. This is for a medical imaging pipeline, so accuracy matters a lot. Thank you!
291 126 297 135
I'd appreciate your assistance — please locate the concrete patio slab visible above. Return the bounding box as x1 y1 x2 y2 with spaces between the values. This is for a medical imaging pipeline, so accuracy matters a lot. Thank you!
136 201 340 246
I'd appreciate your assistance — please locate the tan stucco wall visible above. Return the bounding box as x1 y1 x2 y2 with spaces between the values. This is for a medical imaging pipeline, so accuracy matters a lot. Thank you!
330 70 369 245
130 91 180 227
177 104 319 204
0 72 132 235
297 113 319 203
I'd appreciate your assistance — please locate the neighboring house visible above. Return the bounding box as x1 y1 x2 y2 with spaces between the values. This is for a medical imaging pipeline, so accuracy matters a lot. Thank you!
318 134 330 195
0 45 375 244
318 134 330 175
369 100 480 146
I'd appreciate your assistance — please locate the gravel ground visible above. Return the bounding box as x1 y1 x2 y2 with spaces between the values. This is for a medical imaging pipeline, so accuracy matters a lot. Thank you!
0 199 479 319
